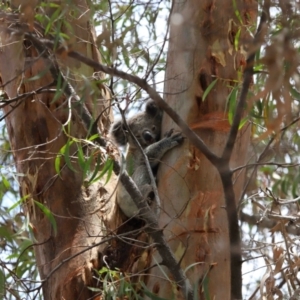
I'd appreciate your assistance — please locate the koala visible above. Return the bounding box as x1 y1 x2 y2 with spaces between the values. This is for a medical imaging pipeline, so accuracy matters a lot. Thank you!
110 100 184 218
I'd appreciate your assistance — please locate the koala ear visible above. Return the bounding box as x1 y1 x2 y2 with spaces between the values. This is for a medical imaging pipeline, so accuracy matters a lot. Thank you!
110 120 128 146
145 100 160 116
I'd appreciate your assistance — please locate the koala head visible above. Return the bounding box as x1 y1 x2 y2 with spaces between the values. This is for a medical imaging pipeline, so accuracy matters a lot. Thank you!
110 100 162 148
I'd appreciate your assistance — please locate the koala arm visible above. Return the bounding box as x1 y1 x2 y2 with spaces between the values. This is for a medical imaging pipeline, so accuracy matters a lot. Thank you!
116 131 183 218
145 131 184 168
110 119 128 146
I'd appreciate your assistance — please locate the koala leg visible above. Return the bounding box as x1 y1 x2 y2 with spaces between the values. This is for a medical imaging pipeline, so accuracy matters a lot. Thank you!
140 184 154 203
117 182 157 218
140 183 162 217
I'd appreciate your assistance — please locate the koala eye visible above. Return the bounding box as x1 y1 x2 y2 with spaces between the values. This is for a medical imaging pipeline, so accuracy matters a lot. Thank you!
152 125 156 131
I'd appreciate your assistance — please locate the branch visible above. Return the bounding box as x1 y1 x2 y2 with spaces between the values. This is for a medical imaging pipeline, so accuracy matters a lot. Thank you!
218 7 269 298
238 114 300 206
240 212 300 236
24 32 106 148
232 161 300 173
66 50 220 167
221 9 268 162
0 85 56 120
117 170 193 299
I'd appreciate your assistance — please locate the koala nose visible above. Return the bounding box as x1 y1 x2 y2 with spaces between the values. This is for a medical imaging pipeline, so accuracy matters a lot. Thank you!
143 130 155 144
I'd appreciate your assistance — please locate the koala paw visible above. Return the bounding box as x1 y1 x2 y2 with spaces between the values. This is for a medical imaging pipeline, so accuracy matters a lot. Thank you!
164 128 174 138
171 132 184 145
165 130 184 146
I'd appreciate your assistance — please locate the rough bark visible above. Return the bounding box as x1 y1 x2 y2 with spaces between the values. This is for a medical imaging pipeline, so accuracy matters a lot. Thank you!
0 2 117 299
146 1 257 299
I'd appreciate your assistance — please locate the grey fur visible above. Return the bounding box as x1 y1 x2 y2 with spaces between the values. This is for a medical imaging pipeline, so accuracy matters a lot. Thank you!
110 100 184 218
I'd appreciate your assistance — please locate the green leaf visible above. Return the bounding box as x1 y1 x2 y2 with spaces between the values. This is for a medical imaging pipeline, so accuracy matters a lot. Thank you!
238 117 248 129
202 79 218 102
26 69 48 82
77 143 86 172
87 287 102 292
63 139 76 172
98 266 109 275
232 0 242 24
0 226 13 242
45 7 61 34
1 175 10 189
184 262 203 274
54 153 62 177
202 274 210 300
140 282 169 300
8 195 29 212
290 86 300 101
0 268 5 300
6 252 19 260
88 158 113 185
88 133 101 142
227 86 239 124
34 201 57 236
234 28 241 51
104 160 114 185
87 155 102 184
55 139 76 175
19 238 33 253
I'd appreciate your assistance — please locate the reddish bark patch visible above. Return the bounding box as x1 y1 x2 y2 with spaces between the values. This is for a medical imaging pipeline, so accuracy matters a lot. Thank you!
152 282 160 294
196 244 207 263
170 191 221 239
190 111 231 132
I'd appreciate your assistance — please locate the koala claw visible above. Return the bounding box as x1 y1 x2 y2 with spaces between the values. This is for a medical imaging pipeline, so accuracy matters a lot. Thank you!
167 131 184 145
164 128 174 137
164 129 184 142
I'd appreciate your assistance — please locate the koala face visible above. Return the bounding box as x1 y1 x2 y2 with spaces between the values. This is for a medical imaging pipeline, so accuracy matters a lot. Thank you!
110 100 162 149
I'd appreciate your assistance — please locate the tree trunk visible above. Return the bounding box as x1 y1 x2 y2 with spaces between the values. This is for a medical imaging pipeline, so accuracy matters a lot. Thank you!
146 1 256 299
0 2 116 299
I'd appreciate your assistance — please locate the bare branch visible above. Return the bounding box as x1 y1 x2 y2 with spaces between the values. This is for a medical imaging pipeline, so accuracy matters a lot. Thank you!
240 212 300 236
222 9 268 162
66 50 220 166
